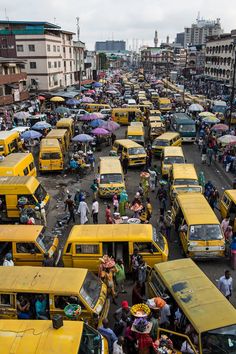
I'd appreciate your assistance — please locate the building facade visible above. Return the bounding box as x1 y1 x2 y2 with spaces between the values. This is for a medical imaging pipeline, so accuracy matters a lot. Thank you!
140 46 174 74
95 40 126 52
184 18 223 47
0 57 29 106
73 40 85 85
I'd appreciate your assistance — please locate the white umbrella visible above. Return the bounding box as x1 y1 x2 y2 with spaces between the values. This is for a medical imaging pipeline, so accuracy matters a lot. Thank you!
188 104 204 112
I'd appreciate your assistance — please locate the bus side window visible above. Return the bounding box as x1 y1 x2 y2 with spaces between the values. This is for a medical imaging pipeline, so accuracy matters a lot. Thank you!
23 167 29 176
135 242 158 253
150 271 167 297
65 243 72 253
16 243 41 254
54 295 85 310
0 293 14 307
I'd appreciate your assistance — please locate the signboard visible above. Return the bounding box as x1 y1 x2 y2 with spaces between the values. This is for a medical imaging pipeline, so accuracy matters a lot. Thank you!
13 89 20 102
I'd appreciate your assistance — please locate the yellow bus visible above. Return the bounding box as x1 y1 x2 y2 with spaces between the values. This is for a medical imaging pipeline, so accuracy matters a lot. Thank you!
161 146 185 178
171 193 225 258
39 139 64 172
112 108 144 125
112 139 146 166
63 224 168 271
170 163 202 199
56 117 75 139
0 225 58 266
0 131 23 156
98 157 125 197
151 132 181 156
127 125 145 145
220 189 236 232
158 97 172 112
83 103 111 113
0 266 109 327
0 152 36 177
148 122 165 141
46 129 69 153
148 258 236 354
0 320 108 354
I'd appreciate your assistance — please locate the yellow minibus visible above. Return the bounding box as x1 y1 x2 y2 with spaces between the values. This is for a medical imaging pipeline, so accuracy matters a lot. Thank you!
220 190 236 232
46 129 69 153
112 108 144 125
158 97 172 112
83 103 111 113
112 139 146 166
127 125 145 145
0 266 109 327
56 117 75 139
149 122 165 141
170 163 202 199
98 157 125 197
63 224 168 271
39 139 64 172
0 131 23 156
148 258 236 354
171 193 225 258
161 146 185 178
152 132 181 156
0 153 36 177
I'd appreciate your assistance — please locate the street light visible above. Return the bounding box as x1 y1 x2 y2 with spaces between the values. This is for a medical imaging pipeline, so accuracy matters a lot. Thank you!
229 39 236 130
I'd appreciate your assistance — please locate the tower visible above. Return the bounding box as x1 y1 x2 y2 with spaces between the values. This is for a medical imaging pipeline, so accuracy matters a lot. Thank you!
76 17 80 41
154 30 158 47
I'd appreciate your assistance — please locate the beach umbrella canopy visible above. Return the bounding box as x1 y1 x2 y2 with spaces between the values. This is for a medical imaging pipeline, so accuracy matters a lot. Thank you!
202 116 220 124
55 106 71 115
21 130 42 140
218 135 236 146
72 134 94 143
31 122 51 130
91 128 110 136
66 98 80 106
101 120 120 132
90 119 104 128
81 97 94 103
211 123 229 132
14 111 30 119
188 103 204 112
199 111 215 117
50 96 65 102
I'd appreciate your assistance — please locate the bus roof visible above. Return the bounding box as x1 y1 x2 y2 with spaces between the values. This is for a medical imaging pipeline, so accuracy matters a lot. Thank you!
0 175 38 186
150 122 164 128
112 107 142 113
0 225 44 241
172 164 197 179
0 153 32 167
67 224 153 243
163 146 184 156
0 320 84 354
99 157 122 174
177 193 219 225
114 139 144 148
0 266 88 294
225 189 236 203
0 131 18 139
40 138 61 149
155 132 179 140
154 259 236 333
56 118 74 125
46 129 67 138
127 126 143 134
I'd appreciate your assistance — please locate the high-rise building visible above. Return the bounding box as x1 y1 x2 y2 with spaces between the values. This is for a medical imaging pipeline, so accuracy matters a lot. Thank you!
175 32 185 47
184 18 223 47
95 40 126 52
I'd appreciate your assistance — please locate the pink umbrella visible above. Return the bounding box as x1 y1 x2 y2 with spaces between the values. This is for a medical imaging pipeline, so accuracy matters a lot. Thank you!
91 127 110 136
101 120 120 132
81 97 94 103
211 123 229 132
80 113 105 121
89 113 105 119
87 89 95 94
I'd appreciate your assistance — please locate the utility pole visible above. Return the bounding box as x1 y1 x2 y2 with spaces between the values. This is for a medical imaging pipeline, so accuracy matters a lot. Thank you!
229 39 236 130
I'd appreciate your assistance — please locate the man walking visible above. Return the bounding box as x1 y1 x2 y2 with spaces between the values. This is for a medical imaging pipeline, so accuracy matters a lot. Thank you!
64 195 75 224
218 270 233 300
122 156 128 175
92 198 99 224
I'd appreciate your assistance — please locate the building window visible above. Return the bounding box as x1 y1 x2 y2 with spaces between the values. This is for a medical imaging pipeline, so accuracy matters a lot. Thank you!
28 45 35 52
47 44 51 52
48 62 51 68
16 45 24 52
63 47 65 53
30 62 37 69
54 62 57 68
58 61 61 68
57 46 60 52
53 45 56 52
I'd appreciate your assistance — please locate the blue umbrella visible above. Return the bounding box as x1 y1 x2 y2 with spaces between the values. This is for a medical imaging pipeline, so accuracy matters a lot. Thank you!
55 106 71 115
66 98 80 106
72 134 94 143
90 119 104 128
21 130 42 140
93 82 102 88
31 122 51 130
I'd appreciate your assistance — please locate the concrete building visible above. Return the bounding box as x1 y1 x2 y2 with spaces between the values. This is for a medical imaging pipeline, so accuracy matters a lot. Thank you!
0 21 75 91
0 57 29 106
205 30 236 85
84 51 97 80
73 40 85 85
184 18 223 47
140 46 174 74
95 40 126 52
175 32 184 47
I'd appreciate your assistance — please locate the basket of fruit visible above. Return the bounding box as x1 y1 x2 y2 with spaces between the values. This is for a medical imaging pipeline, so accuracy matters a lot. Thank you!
130 303 151 317
64 304 82 320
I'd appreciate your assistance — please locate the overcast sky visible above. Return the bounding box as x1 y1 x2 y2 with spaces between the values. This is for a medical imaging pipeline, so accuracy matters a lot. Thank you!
1 0 236 49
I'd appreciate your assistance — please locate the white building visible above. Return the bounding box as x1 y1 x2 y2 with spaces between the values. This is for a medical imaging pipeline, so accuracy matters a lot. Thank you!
73 40 85 85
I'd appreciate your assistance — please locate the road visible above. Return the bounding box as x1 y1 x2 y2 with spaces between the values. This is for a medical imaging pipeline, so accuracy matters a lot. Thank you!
38 125 236 314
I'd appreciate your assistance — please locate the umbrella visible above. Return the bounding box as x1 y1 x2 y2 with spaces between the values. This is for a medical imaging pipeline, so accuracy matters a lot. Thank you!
38 95 46 101
202 116 220 124
72 134 94 143
50 96 65 102
89 113 105 119
218 135 236 146
14 111 30 119
55 107 71 115
188 103 204 112
91 128 110 136
199 111 215 117
90 119 104 128
106 90 118 95
80 113 104 121
81 97 94 103
211 123 229 132
21 130 42 140
93 82 102 88
66 98 80 106
31 122 51 130
87 90 95 94
101 120 120 132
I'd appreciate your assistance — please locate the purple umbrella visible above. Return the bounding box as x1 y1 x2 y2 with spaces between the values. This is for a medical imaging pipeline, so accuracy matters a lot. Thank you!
101 120 120 132
89 113 105 119
72 134 94 142
80 113 104 121
91 128 110 136
81 97 94 103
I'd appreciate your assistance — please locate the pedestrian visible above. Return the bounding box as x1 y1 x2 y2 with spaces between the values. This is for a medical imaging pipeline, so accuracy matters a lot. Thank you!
159 197 166 217
225 226 233 257
115 259 126 294
122 156 128 175
42 253 54 267
207 146 214 166
138 258 147 296
104 267 117 305
64 194 76 224
90 179 98 199
3 253 14 266
146 198 152 221
149 309 159 340
98 318 117 354
130 248 141 282
201 145 207 164
218 270 233 300
148 168 157 192
221 217 230 235
37 199 47 227
106 204 113 224
113 194 119 213
113 336 125 354
92 198 99 224
132 281 144 305
208 187 219 210
77 197 90 224
164 210 172 239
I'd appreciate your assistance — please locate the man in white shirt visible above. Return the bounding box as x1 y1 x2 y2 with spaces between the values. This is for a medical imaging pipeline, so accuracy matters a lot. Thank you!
113 336 125 354
218 270 233 300
3 253 14 266
159 303 171 327
92 199 99 224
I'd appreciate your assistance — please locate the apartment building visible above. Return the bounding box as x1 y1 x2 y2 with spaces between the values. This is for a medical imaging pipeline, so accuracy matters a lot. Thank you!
184 18 223 47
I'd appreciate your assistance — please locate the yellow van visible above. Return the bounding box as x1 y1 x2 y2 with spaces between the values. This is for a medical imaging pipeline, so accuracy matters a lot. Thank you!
171 193 225 258
220 190 236 232
0 266 109 327
113 139 146 166
0 153 36 177
152 132 181 156
0 131 23 156
161 146 185 178
0 176 49 220
127 125 145 145
170 163 202 199
0 225 58 266
112 108 144 125
39 139 64 172
148 259 236 354
149 109 161 117
0 320 108 354
98 157 125 197
158 97 172 112
149 122 165 141
83 103 111 113
63 224 168 271
56 118 75 139
46 129 69 153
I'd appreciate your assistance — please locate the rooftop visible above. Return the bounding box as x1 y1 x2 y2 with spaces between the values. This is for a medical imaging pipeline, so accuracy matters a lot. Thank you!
0 20 60 29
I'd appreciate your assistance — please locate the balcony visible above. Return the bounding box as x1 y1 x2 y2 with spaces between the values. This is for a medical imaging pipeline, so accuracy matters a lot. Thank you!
0 72 27 85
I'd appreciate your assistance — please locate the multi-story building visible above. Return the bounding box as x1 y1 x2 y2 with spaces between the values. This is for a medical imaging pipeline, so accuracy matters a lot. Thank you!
0 57 29 106
140 46 174 74
0 20 75 91
84 51 97 80
175 32 185 47
73 40 85 85
184 18 223 47
95 40 126 52
204 30 236 85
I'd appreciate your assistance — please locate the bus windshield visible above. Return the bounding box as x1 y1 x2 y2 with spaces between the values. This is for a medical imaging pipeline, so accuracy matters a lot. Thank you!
100 173 123 184
80 272 102 308
189 224 223 241
153 140 169 146
179 124 196 133
34 184 47 202
79 323 103 354
152 228 165 251
202 324 236 353
173 179 198 185
127 135 143 141
164 156 184 164
36 233 54 252
128 147 146 155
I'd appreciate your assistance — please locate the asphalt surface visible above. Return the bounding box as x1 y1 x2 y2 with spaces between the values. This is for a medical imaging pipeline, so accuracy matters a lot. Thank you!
37 124 236 314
